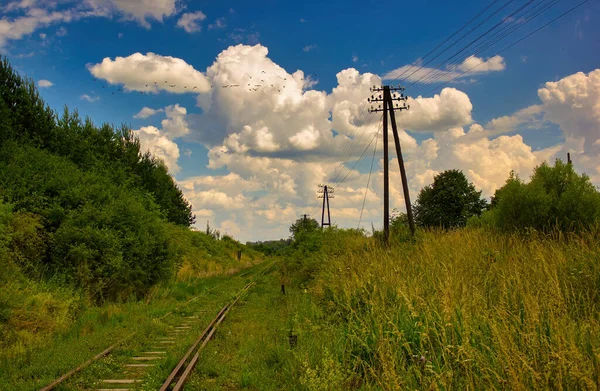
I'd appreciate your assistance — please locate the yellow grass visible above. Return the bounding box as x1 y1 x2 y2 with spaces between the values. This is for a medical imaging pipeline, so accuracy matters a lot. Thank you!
311 228 600 390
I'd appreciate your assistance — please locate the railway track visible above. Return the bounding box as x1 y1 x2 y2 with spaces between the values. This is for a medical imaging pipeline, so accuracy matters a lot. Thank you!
158 281 255 391
37 262 272 391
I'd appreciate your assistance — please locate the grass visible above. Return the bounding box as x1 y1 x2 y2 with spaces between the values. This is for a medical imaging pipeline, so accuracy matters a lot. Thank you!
184 265 337 390
307 227 600 390
185 227 600 390
1 227 598 390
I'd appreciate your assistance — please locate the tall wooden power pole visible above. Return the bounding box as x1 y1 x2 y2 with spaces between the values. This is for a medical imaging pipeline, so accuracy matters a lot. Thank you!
368 84 416 242
318 184 334 228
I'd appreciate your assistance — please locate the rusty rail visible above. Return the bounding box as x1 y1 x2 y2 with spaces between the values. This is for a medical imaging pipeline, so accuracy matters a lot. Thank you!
159 282 255 391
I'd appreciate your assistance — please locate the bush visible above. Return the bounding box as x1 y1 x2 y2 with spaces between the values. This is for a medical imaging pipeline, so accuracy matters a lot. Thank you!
473 160 600 232
52 189 174 302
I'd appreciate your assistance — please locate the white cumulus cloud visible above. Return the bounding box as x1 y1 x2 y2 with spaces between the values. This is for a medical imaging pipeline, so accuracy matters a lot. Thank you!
88 52 211 94
37 79 52 87
80 94 99 102
169 46 599 241
0 0 179 48
382 55 506 83
104 0 179 29
177 11 206 33
133 125 181 173
134 107 163 119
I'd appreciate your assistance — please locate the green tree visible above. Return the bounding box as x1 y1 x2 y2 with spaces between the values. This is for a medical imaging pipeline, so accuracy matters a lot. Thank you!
289 217 320 240
414 169 487 228
0 56 55 148
482 160 600 232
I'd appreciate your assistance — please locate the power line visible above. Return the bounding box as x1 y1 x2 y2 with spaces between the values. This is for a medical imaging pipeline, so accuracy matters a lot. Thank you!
330 119 380 183
334 0 519 168
358 127 379 229
417 0 590 97
336 123 382 184
405 0 537 89
409 0 564 93
397 0 517 86
329 121 379 183
387 0 504 84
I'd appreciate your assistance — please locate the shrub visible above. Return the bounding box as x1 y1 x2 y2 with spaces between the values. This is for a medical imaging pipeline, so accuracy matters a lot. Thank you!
474 160 600 232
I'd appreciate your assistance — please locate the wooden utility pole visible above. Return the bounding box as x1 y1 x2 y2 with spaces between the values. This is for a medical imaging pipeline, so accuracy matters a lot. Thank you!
386 88 416 236
368 84 416 242
318 184 334 228
383 93 389 243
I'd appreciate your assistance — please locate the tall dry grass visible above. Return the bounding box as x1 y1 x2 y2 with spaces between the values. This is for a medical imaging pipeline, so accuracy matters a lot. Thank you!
312 228 600 390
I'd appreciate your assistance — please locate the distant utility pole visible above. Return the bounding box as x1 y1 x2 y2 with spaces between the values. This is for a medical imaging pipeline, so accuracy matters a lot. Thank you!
317 184 334 228
368 84 416 242
302 214 309 228
567 152 572 165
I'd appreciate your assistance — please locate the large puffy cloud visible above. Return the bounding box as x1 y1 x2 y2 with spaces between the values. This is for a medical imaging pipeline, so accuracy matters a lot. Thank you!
187 44 337 159
187 44 473 166
538 69 600 182
133 126 181 173
132 103 190 173
123 44 597 242
398 88 473 132
402 126 554 197
88 52 211 93
538 70 600 155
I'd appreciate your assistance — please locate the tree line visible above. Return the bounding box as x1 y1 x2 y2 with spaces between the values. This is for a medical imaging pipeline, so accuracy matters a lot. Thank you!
409 162 600 233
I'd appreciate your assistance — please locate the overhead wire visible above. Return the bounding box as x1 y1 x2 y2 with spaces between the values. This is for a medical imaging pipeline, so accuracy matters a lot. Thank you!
337 121 382 184
417 0 590 97
330 114 383 184
330 121 379 183
393 0 518 86
358 126 380 229
404 0 537 90
328 0 519 184
408 0 564 94
387 0 504 84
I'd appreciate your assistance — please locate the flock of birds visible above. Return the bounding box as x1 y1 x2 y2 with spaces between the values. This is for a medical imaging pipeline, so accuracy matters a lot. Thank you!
92 71 318 96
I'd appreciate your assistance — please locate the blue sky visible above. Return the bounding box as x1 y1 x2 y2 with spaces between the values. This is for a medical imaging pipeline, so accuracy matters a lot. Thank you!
2 0 599 241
